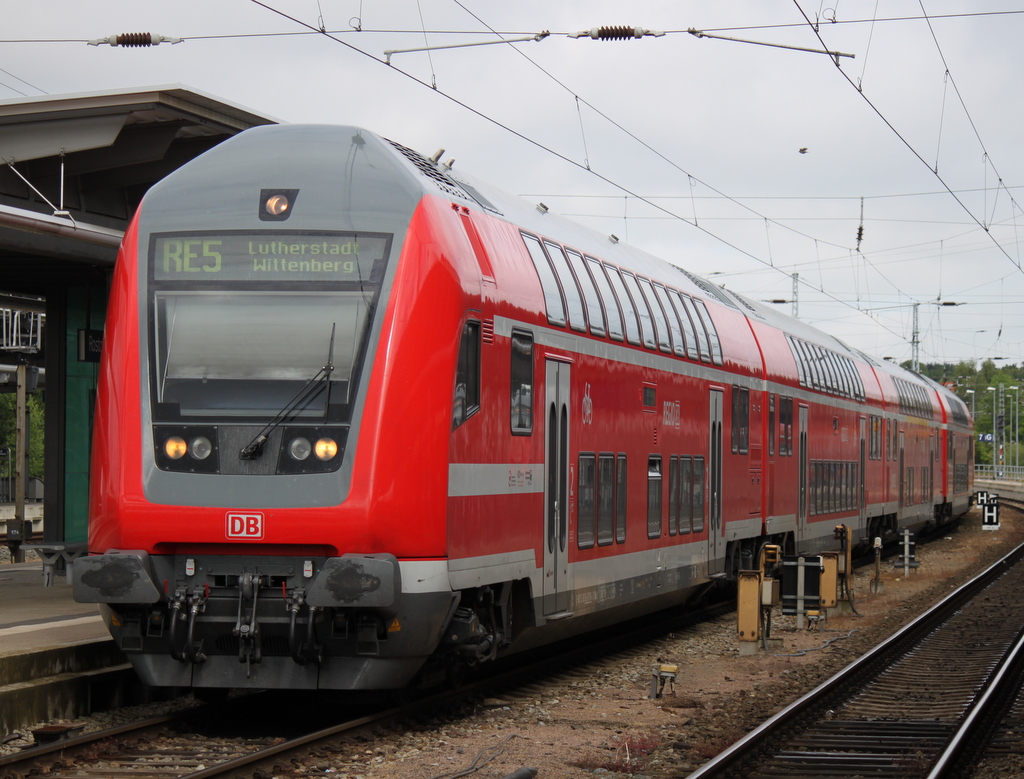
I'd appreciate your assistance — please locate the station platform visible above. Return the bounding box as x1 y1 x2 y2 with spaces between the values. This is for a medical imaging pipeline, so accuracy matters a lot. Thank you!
0 561 140 738
0 561 107 653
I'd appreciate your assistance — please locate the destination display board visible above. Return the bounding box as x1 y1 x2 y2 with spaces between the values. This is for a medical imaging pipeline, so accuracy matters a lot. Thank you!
150 231 391 283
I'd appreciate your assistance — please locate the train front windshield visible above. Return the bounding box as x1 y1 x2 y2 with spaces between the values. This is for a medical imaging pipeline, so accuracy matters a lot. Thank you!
147 231 391 423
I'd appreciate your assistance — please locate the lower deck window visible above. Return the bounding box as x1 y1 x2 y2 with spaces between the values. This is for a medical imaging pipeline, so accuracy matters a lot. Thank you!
647 456 662 538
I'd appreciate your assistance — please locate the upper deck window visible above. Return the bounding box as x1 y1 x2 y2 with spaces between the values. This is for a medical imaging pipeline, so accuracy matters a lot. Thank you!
543 241 587 332
521 233 566 327
604 265 642 346
638 278 672 353
586 256 624 341
564 248 606 337
621 272 657 350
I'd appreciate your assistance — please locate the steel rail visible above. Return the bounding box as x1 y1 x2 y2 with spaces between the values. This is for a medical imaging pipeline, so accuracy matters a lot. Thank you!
685 536 1024 779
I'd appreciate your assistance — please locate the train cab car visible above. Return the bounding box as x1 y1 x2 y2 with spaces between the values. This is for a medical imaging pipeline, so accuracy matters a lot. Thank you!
73 124 975 694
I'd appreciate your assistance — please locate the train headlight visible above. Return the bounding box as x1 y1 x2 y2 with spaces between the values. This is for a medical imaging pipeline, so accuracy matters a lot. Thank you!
190 436 213 460
265 194 290 216
315 437 338 461
288 437 312 461
259 188 299 221
164 436 187 460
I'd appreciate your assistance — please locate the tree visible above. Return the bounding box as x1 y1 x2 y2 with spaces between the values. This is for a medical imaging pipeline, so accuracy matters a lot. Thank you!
0 391 45 483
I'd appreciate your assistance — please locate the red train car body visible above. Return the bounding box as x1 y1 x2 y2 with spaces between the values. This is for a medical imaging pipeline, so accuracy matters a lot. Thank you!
74 125 974 691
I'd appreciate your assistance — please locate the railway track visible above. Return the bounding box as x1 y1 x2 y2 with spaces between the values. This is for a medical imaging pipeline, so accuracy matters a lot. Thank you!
686 532 1024 779
0 596 732 779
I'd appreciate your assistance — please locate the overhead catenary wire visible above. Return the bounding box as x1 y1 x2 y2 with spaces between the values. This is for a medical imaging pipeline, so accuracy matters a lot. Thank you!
244 0 984 355
791 0 1024 278
10 1 1004 362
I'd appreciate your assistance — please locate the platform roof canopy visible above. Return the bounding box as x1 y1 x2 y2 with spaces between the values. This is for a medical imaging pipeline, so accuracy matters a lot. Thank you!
0 86 278 295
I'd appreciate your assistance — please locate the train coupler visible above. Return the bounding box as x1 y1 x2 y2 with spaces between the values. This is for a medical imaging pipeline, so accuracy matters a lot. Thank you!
233 572 263 676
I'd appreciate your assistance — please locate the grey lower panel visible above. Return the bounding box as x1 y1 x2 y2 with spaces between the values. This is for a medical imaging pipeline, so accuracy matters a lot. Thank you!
128 650 426 690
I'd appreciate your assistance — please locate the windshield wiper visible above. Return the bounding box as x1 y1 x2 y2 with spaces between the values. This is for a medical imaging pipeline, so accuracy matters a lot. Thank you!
239 324 336 460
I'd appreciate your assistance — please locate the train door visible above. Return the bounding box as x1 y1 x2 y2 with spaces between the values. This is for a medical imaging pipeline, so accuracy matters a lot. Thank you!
798 405 808 538
708 389 725 575
898 430 905 508
543 359 571 616
859 417 867 528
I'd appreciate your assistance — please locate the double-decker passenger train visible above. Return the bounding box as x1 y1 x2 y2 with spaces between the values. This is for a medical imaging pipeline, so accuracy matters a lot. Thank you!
73 124 975 692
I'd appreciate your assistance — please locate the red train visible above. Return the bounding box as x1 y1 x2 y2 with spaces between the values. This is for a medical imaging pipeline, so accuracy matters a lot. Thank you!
73 125 974 692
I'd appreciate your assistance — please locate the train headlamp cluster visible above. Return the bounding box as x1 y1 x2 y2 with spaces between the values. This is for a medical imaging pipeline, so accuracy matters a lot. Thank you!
286 435 338 462
155 426 219 474
277 427 342 474
163 435 213 461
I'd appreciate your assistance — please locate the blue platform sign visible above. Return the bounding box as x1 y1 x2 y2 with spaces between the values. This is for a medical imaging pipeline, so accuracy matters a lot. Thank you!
979 433 994 442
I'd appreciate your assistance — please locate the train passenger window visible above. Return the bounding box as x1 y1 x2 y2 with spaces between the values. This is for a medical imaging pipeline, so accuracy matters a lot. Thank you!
638 278 672 353
565 249 606 337
790 337 808 388
622 272 657 350
784 396 794 456
577 454 596 549
732 386 750 455
692 457 706 532
667 290 700 360
647 456 663 538
668 456 680 536
616 454 628 543
810 462 818 515
652 284 684 357
830 352 846 396
798 338 812 388
693 299 724 365
826 352 844 396
586 256 624 341
510 330 533 435
452 320 480 429
679 294 711 362
809 344 826 391
522 233 566 327
768 394 776 457
604 266 642 345
597 454 615 545
841 356 856 398
831 356 847 397
543 241 587 333
679 456 693 534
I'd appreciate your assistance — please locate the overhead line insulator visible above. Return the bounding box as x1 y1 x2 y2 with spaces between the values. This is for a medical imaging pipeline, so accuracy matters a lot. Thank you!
569 26 665 40
88 33 183 47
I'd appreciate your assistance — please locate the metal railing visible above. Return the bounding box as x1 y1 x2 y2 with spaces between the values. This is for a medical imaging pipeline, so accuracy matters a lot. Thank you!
975 464 1024 481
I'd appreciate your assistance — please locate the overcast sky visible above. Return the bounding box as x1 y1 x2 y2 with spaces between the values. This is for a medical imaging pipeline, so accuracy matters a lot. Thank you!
4 1 1024 371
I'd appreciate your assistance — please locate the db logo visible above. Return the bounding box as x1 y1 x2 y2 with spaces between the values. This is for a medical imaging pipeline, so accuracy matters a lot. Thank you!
226 511 264 540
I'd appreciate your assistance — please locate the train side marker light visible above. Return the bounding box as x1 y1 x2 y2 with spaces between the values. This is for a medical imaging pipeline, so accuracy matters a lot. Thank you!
185 558 195 577
315 437 338 460
164 436 187 460
303 560 313 578
388 618 402 632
